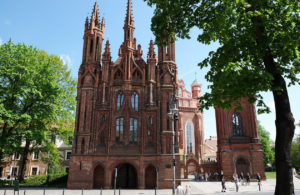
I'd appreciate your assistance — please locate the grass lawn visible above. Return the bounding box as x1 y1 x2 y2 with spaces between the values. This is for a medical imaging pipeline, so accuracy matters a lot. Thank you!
265 172 276 179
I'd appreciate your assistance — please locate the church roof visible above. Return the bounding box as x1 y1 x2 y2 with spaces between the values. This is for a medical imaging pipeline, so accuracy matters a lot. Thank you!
191 79 201 86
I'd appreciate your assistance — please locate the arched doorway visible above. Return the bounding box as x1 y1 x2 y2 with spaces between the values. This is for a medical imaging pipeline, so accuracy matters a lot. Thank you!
236 157 250 175
94 165 105 188
112 163 137 189
145 165 156 189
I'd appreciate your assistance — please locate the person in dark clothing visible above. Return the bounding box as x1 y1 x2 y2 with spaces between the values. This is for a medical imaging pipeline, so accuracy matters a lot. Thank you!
257 173 261 191
221 176 226 192
246 172 250 185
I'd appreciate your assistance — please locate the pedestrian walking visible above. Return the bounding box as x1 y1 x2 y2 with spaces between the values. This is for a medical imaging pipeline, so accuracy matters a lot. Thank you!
246 172 250 185
185 185 191 195
256 173 261 191
239 172 244 185
205 172 208 182
233 173 239 192
194 171 198 181
221 176 226 192
214 171 219 181
177 182 183 195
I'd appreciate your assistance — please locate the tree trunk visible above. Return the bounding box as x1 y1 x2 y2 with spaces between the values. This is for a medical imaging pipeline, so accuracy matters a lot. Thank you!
18 139 30 182
272 73 295 195
262 52 295 195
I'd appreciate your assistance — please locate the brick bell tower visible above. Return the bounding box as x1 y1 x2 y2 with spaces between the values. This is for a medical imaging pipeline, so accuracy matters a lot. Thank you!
215 98 265 179
74 2 104 155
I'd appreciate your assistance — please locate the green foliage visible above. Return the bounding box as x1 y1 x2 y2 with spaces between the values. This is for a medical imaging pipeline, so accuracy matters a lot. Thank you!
0 40 76 168
22 172 68 187
265 171 276 179
291 134 300 169
258 122 275 168
144 0 300 112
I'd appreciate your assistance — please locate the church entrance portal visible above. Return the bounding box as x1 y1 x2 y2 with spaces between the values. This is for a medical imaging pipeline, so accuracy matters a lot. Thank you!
94 165 105 188
145 165 156 189
112 163 137 189
236 158 250 175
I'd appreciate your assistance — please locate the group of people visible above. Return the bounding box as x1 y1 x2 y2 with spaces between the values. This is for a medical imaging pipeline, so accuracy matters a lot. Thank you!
225 172 261 193
186 170 263 193
176 183 192 195
193 170 221 181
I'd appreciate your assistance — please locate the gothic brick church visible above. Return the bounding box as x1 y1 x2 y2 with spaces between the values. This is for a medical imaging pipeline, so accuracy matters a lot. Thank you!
67 1 265 189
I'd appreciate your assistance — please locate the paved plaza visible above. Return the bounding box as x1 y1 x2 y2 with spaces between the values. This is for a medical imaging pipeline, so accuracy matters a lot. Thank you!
0 176 299 195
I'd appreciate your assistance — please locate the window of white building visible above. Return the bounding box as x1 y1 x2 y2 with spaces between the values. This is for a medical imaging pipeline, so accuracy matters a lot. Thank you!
65 150 72 160
30 166 39 176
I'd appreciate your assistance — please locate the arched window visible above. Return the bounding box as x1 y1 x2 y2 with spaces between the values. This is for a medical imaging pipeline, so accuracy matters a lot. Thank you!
185 122 195 154
117 91 124 111
133 70 142 80
232 112 243 136
129 118 138 144
178 88 182 97
116 118 124 142
131 91 138 111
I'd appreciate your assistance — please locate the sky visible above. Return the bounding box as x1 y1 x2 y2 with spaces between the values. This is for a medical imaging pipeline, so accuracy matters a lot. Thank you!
0 0 299 141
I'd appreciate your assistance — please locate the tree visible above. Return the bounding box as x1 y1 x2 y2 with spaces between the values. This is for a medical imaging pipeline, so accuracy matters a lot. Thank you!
0 40 76 181
144 0 299 194
258 122 275 169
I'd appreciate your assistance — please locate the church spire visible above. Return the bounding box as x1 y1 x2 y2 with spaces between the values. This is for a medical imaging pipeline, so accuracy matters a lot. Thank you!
123 0 135 48
125 0 134 26
90 2 100 29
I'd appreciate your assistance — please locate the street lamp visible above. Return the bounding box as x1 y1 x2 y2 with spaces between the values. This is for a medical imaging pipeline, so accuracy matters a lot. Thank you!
168 95 178 195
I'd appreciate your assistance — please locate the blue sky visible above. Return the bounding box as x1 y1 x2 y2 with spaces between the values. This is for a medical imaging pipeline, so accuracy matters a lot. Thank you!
1 0 299 140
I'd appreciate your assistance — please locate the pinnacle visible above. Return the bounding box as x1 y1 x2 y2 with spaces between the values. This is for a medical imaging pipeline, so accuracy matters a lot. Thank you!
148 40 155 58
124 0 134 26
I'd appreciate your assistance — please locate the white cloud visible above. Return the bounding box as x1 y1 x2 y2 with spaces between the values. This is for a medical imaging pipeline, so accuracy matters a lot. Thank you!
59 54 73 68
266 101 275 111
0 37 3 45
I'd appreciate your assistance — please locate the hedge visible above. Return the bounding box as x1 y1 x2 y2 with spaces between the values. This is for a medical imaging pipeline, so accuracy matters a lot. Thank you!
22 172 68 187
0 172 68 187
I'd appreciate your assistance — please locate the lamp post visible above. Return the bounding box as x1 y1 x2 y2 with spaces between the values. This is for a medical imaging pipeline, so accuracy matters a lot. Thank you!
168 95 178 195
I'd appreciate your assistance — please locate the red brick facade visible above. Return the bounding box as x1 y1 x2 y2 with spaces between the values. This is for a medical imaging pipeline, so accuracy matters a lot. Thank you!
68 1 265 189
215 98 265 180
68 1 180 189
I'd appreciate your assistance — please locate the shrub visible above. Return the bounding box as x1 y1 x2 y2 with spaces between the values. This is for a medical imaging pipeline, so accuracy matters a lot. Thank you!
21 172 68 187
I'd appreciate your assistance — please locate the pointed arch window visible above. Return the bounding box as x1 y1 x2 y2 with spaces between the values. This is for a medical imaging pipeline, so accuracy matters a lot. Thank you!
133 70 142 80
178 88 182 97
116 118 124 142
186 122 195 154
232 112 243 136
131 91 138 111
129 118 138 144
117 91 124 111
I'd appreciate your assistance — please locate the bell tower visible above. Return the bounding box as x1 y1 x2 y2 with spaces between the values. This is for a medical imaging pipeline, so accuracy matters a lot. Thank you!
215 98 265 179
82 2 105 64
74 2 105 156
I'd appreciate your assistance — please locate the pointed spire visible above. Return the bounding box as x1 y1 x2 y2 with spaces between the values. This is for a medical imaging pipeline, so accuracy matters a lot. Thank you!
124 0 134 27
148 40 156 59
136 44 143 58
101 17 105 31
104 40 110 56
90 2 100 28
85 16 89 31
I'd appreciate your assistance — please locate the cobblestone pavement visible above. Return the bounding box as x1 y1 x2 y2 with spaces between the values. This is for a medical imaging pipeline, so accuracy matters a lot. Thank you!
0 176 299 195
